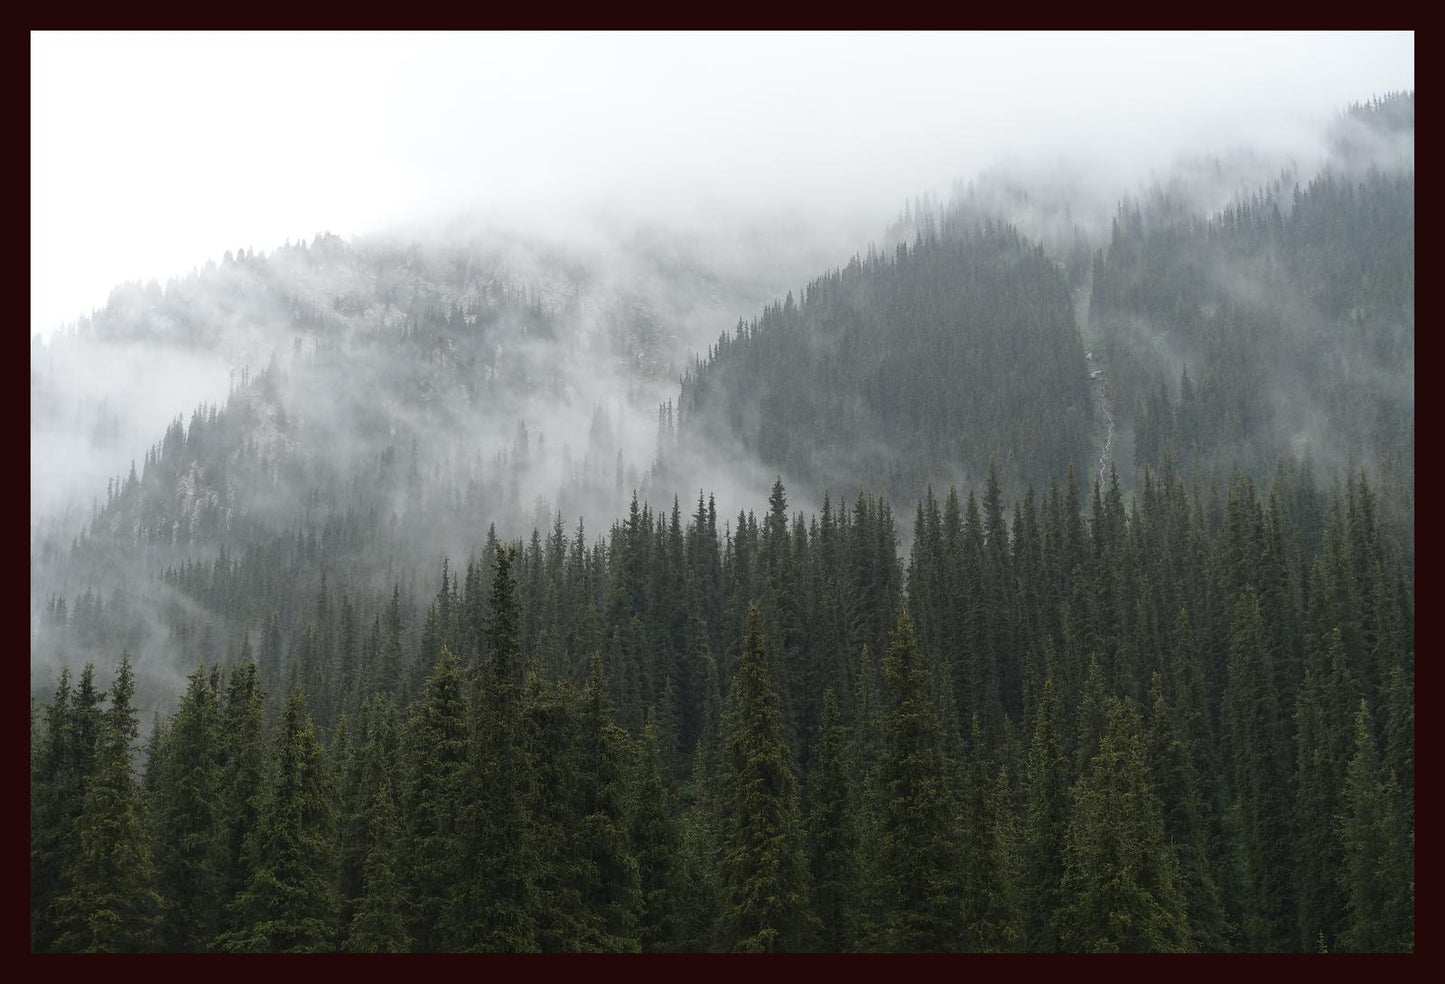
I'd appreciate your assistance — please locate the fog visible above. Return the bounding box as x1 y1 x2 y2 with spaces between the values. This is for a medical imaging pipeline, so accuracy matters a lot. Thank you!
34 32 1412 340
30 32 1413 701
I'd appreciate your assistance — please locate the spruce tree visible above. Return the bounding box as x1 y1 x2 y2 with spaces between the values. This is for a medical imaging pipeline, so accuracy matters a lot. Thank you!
573 659 643 951
217 688 338 953
632 722 683 952
345 780 412 952
715 605 812 952
400 646 469 952
32 666 84 951
869 607 964 952
1145 672 1230 950
805 688 858 952
1292 629 1354 950
1222 586 1293 949
1021 678 1068 952
217 661 268 936
152 663 227 950
52 654 160 952
1059 696 1190 953
1338 699 1412 952
447 548 537 951
961 713 1021 951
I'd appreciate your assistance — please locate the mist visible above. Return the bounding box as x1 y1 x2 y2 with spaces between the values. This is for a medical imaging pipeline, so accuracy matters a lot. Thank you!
30 31 1412 700
34 32 1413 336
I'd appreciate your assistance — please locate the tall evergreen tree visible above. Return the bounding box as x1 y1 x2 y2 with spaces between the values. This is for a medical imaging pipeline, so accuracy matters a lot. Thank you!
868 608 964 952
1059 696 1190 953
152 663 227 951
345 779 412 953
632 722 683 952
960 713 1020 951
216 662 269 937
1222 586 1293 949
715 605 813 952
805 688 858 952
217 689 337 953
399 646 469 952
573 659 643 951
447 548 537 951
52 655 160 952
1338 699 1412 952
1021 678 1068 952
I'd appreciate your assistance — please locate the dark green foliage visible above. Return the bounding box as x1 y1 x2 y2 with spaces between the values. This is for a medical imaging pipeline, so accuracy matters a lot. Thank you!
867 608 964 952
31 124 1415 954
1060 696 1191 953
681 228 1093 502
961 714 1021 951
216 689 337 953
32 666 87 951
1338 699 1412 952
50 655 160 952
572 660 643 951
1223 587 1294 949
345 780 412 953
805 689 857 951
335 696 402 946
1021 679 1068 951
715 606 812 952
1145 672 1231 950
217 662 268 934
1292 629 1355 950
399 646 468 952
151 663 227 951
632 723 683 951
446 548 538 951
33 459 1411 953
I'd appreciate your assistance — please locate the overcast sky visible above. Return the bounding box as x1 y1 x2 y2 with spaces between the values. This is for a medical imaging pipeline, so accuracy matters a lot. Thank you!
31 31 1413 340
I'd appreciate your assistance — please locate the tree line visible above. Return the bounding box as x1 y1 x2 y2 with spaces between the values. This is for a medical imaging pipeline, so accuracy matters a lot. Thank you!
32 462 1413 952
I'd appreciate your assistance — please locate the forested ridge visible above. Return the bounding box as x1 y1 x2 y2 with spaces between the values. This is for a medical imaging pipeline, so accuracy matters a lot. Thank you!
1090 94 1414 505
32 459 1413 952
676 224 1094 500
32 92 1412 953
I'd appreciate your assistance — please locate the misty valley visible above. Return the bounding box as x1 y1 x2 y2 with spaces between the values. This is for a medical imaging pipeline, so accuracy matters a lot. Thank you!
29 88 1413 954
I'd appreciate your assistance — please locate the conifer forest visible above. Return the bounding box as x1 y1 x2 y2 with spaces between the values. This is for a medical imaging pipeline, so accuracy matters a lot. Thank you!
31 36 1412 954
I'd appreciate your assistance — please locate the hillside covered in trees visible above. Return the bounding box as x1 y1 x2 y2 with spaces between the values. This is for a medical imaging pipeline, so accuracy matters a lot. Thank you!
33 463 1413 952
675 223 1094 502
31 89 1412 953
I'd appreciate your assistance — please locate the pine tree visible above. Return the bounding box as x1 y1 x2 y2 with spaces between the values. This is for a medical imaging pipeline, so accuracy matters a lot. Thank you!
52 654 160 952
335 696 401 945
1292 629 1354 951
715 605 813 952
632 722 683 952
1021 678 1067 952
1222 586 1293 949
524 674 588 951
805 688 858 951
447 548 537 951
1145 672 1230 950
868 607 964 951
1059 696 1190 953
573 659 643 951
1338 699 1412 952
217 688 337 952
675 737 722 951
400 646 469 952
345 780 411 952
961 714 1021 951
217 662 268 936
32 665 86 951
152 663 227 950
